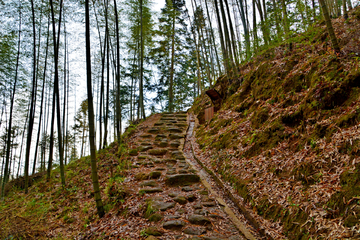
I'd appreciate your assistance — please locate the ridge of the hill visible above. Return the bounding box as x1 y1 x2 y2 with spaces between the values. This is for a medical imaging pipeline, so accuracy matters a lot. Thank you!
190 7 360 239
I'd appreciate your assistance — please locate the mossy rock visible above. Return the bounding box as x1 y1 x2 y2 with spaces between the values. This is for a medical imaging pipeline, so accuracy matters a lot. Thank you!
174 196 187 205
175 123 188 127
164 159 177 164
146 236 159 240
149 149 167 156
188 214 211 225
148 213 163 222
135 172 148 181
139 188 163 194
165 174 200 186
139 145 153 152
169 133 184 139
163 220 186 230
129 149 138 156
161 117 176 121
148 128 160 134
149 171 162 179
159 141 168 147
141 134 152 138
140 180 158 187
167 128 183 133
144 227 163 236
170 141 180 148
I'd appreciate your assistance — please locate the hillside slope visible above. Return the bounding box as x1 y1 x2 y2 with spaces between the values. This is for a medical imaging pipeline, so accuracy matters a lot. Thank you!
190 7 360 239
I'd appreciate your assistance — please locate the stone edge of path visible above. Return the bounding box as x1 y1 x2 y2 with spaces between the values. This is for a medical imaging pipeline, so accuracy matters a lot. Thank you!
184 113 267 240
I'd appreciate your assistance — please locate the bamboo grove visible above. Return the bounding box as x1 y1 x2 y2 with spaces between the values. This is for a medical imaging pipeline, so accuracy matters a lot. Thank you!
0 0 356 215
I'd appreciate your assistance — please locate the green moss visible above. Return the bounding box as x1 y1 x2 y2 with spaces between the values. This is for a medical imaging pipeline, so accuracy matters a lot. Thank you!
292 162 322 186
251 107 269 129
148 213 163 222
234 97 254 113
327 165 360 222
212 131 236 150
281 110 303 127
129 149 138 156
244 121 287 158
337 108 360 128
148 149 167 156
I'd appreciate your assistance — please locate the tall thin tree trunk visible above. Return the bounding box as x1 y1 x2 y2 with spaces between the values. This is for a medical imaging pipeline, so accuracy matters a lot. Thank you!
346 0 352 10
205 0 222 75
319 0 340 52
85 0 105 218
252 0 259 52
281 0 290 36
32 18 50 175
24 0 37 194
139 0 145 119
224 0 239 65
99 31 107 150
169 5 176 113
342 0 348 19
50 0 65 186
103 0 110 148
47 89 56 181
1 1 22 199
114 0 122 142
214 0 230 74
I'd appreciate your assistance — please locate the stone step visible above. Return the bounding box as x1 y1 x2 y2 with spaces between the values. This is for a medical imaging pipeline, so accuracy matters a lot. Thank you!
165 174 200 186
163 220 186 230
148 149 167 156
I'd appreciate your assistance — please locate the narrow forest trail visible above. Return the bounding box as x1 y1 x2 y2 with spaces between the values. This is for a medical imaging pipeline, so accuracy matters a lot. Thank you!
80 112 257 239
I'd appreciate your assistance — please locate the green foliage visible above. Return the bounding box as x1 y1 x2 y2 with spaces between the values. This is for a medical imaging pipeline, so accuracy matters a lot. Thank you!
150 0 197 112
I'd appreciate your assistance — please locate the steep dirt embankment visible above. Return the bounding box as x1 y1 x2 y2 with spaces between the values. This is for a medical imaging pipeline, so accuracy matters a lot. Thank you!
190 7 360 239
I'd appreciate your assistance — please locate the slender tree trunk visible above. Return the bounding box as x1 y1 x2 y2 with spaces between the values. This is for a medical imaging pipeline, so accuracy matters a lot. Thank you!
139 0 145 119
99 31 107 150
255 0 269 45
281 0 290 36
346 0 352 9
271 0 281 40
47 89 56 181
24 0 37 194
85 0 105 218
32 18 50 175
50 0 65 186
342 0 348 19
189 0 203 93
319 0 340 52
312 0 316 20
205 0 222 75
252 0 259 52
169 5 176 113
17 101 30 178
214 0 230 74
224 0 239 65
1 1 22 200
103 0 110 148
114 0 122 142
219 0 234 71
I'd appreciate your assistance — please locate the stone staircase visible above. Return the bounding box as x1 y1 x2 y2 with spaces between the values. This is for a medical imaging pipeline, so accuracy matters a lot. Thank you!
126 112 245 240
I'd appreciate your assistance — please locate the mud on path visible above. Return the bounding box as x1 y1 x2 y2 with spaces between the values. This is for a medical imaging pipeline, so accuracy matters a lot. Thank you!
80 112 252 240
